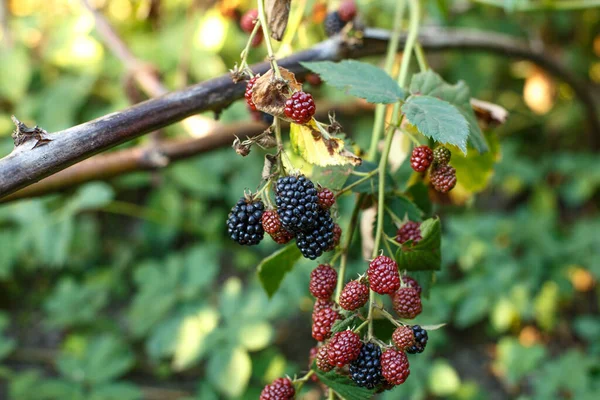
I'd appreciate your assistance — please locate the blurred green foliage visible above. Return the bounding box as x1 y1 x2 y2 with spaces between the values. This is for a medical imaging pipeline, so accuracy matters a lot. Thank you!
1 0 599 399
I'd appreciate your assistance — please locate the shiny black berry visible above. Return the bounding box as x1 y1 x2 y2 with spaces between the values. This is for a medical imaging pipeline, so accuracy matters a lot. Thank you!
406 325 428 354
226 197 265 245
295 209 335 259
275 175 320 233
324 11 345 37
350 342 383 389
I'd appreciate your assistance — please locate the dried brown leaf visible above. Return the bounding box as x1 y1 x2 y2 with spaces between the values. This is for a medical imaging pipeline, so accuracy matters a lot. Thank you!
251 68 301 116
266 0 291 41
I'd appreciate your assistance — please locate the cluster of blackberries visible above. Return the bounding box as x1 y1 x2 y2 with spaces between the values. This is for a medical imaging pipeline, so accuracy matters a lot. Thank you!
410 145 457 193
324 0 358 37
274 175 339 259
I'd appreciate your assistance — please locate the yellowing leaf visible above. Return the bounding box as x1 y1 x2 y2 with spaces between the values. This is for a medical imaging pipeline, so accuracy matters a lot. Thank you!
238 322 272 351
289 122 361 167
172 308 219 371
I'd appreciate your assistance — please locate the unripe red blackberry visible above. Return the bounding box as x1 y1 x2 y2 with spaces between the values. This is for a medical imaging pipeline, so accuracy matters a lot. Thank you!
309 264 337 300
327 223 342 251
262 210 281 234
395 221 422 245
392 287 422 319
433 146 451 166
380 349 410 385
305 73 323 87
317 187 336 210
406 325 428 354
339 280 369 311
270 228 294 244
367 256 400 294
284 91 316 124
240 9 258 33
316 344 333 372
312 307 341 341
245 75 260 111
410 145 434 172
401 275 422 296
327 330 362 367
312 298 334 320
338 0 357 22
259 377 295 400
226 196 265 245
430 164 457 193
392 325 415 351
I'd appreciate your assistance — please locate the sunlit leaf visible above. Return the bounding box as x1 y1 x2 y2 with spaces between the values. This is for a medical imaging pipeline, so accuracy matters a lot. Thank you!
257 244 302 298
290 122 361 167
172 307 220 371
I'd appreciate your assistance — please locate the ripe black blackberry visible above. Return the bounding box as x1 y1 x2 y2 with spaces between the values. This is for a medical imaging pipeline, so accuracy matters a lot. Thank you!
295 209 335 259
324 11 345 37
406 325 428 354
226 196 265 245
350 342 383 389
275 175 320 233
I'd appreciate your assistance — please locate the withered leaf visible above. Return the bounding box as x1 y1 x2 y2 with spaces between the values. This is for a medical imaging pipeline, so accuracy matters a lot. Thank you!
470 98 508 127
251 68 301 117
266 0 291 41
289 121 361 167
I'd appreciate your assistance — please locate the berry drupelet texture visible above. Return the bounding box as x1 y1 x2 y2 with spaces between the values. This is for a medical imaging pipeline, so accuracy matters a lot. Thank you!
350 342 383 389
410 145 434 172
327 330 362 367
381 349 410 385
309 264 337 299
401 275 422 296
338 0 358 22
392 325 415 351
262 210 281 234
284 91 316 124
312 307 341 341
316 344 334 372
295 209 335 259
324 11 345 37
433 146 451 166
317 187 336 210
226 197 265 245
312 298 334 320
270 228 294 244
245 75 259 111
396 221 422 245
339 280 369 311
392 287 422 319
275 175 320 233
259 377 295 400
368 255 401 294
406 325 428 354
430 164 457 193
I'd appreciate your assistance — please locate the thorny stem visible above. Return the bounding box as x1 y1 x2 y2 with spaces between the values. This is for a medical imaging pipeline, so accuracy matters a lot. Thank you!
335 169 378 196
367 0 407 161
257 0 282 78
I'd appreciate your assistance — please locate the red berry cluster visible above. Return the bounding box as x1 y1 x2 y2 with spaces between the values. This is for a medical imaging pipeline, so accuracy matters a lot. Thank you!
409 145 457 193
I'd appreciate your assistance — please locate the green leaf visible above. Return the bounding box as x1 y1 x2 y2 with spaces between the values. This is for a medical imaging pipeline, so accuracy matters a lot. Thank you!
257 244 302 297
64 183 115 213
401 95 470 154
387 195 423 222
300 60 405 103
207 346 252 398
407 182 432 216
314 369 376 400
311 165 353 191
410 271 435 298
44 278 108 328
0 45 32 103
449 133 500 193
395 218 441 271
409 70 488 153
330 315 359 334
89 383 142 400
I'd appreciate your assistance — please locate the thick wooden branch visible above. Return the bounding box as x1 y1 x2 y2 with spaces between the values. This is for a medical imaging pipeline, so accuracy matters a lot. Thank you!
0 27 597 199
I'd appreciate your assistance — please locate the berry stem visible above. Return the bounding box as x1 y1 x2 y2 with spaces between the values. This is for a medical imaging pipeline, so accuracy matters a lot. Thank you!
328 388 335 400
335 169 378 196
374 303 403 327
293 369 314 384
414 42 429 71
257 0 282 79
334 194 364 302
238 19 262 74
354 319 369 333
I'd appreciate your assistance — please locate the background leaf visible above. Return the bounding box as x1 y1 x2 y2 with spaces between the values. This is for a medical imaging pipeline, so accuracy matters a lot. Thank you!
395 218 441 271
257 244 302 297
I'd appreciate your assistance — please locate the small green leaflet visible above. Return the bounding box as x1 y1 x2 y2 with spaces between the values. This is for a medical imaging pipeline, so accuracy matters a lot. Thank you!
301 60 405 104
395 217 441 271
401 95 469 154
409 70 489 153
257 244 302 298
314 369 377 400
330 315 359 334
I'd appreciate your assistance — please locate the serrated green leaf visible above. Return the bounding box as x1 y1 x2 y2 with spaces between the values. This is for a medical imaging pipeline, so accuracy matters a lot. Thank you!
314 369 376 400
301 60 405 103
407 182 432 216
257 244 302 297
402 96 469 154
409 70 488 153
331 315 359 334
449 133 500 193
387 195 423 222
395 218 441 271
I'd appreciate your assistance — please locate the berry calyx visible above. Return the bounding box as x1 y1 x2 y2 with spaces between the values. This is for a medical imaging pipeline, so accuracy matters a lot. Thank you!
284 91 316 124
245 75 260 111
317 187 336 210
392 287 422 319
316 344 334 372
380 349 410 385
392 325 415 351
338 0 358 22
259 377 295 400
339 280 369 311
401 275 422 296
350 342 383 388
406 325 428 354
396 221 422 245
226 196 265 245
410 145 434 172
327 330 362 367
367 255 401 294
309 264 338 300
275 175 320 233
430 164 457 193
312 307 341 341
433 146 451 166
262 210 281 234
324 11 345 37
